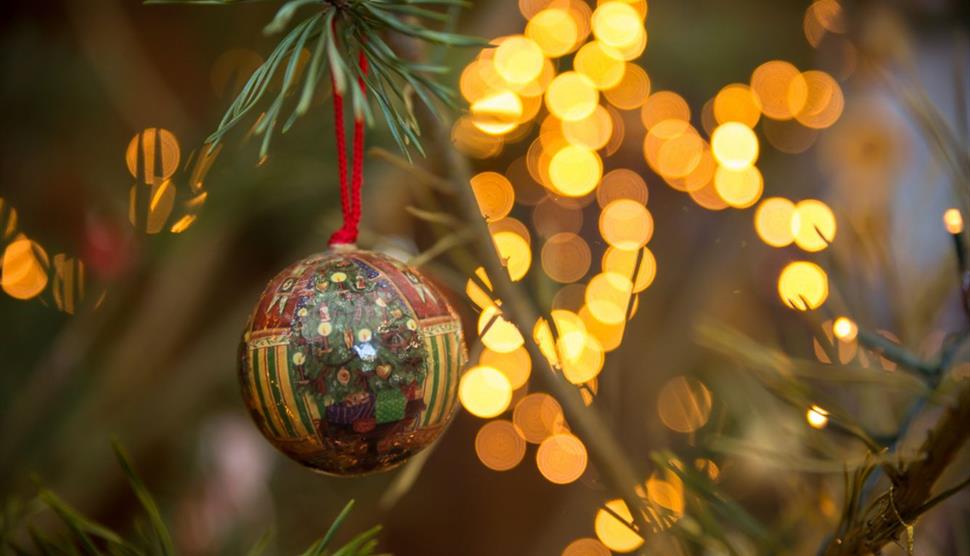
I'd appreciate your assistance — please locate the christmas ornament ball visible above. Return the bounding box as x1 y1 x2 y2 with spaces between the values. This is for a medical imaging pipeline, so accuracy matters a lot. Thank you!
239 248 467 475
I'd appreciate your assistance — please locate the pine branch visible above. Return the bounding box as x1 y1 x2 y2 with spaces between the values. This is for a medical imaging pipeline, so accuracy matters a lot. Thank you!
5 444 382 555
146 0 484 158
823 384 970 555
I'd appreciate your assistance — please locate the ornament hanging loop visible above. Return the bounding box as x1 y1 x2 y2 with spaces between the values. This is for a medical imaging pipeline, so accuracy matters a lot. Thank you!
328 49 368 247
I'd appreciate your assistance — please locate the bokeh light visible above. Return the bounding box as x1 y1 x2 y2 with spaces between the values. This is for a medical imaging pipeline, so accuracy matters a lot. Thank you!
491 230 533 281
1 235 49 300
750 60 808 121
640 90 690 130
795 70 844 129
549 145 603 196
833 316 858 342
527 8 581 58
714 165 763 209
546 72 600 121
601 246 656 293
542 232 592 283
562 538 611 556
126 128 180 184
536 433 588 484
480 346 532 390
791 199 836 251
475 419 527 471
806 405 829 429
494 36 545 85
514 392 567 444
574 42 627 90
478 305 525 353
459 365 513 418
711 122 759 170
943 208 964 234
471 172 515 221
603 64 651 110
585 272 633 325
594 499 644 553
754 197 796 247
599 199 653 250
713 83 762 128
657 376 713 433
778 261 829 310
562 105 614 150
596 169 648 208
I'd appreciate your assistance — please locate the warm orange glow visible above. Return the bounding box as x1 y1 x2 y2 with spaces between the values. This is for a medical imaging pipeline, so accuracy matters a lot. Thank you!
833 316 858 342
459 365 513 418
471 90 524 136
754 197 797 247
549 145 603 197
656 129 705 179
452 116 504 159
542 233 592 283
471 172 515 221
640 91 690 129
596 169 648 207
599 199 654 250
713 83 762 128
657 376 713 433
585 272 634 325
714 165 763 209
944 208 964 234
1 235 49 300
494 36 545 85
778 261 829 310
533 196 584 238
478 305 525 353
562 538 611 556
795 70 844 129
592 2 644 51
574 41 627 90
562 105 614 150
491 230 532 281
527 8 581 58
480 346 532 390
514 392 567 444
546 72 600 121
594 499 644 553
806 404 830 429
601 246 656 293
750 61 808 121
559 330 606 384
129 180 176 234
603 64 651 110
791 199 837 252
536 433 588 484
126 128 180 184
711 122 759 170
475 419 527 471
814 319 859 365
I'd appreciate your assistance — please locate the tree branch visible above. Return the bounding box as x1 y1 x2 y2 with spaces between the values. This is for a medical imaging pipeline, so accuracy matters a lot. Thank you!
823 384 970 555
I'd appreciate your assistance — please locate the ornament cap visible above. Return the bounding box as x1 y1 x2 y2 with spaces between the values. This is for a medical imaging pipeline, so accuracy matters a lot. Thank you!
329 242 358 252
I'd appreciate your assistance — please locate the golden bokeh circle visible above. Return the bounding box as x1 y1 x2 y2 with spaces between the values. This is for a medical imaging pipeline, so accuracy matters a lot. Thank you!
536 433 588 484
657 376 713 433
475 419 527 471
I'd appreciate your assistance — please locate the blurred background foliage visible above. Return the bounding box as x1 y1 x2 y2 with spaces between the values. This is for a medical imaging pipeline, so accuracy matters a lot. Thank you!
0 0 968 555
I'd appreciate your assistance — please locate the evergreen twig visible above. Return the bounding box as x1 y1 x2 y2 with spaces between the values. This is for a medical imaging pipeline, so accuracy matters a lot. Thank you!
146 0 484 159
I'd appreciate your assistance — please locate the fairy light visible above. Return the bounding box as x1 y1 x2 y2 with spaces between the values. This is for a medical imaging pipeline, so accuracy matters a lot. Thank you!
806 405 830 429
832 317 858 342
944 208 964 235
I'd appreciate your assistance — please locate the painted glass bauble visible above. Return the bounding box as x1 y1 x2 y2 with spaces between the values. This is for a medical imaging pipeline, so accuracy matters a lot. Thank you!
239 248 467 475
